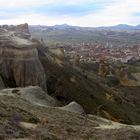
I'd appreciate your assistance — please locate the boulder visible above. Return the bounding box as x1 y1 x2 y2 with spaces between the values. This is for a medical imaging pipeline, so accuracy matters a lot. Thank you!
0 86 57 107
59 101 85 114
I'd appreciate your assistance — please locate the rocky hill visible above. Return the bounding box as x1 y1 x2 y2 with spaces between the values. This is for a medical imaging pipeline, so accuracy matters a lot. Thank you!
0 86 140 139
0 24 140 139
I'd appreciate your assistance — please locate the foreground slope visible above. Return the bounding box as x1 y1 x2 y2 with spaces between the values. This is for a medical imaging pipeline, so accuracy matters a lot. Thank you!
0 87 140 140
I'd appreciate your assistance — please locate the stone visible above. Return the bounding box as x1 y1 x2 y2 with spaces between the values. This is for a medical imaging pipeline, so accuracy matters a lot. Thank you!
59 101 85 114
0 86 57 107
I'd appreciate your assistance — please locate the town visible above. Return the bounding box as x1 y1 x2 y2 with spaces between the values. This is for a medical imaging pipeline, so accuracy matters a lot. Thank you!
49 43 140 64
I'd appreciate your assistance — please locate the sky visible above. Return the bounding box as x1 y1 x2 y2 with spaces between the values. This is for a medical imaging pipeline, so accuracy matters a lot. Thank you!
0 0 140 27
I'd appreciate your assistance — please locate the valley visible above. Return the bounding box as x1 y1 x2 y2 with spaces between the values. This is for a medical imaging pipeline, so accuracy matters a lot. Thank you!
0 23 140 139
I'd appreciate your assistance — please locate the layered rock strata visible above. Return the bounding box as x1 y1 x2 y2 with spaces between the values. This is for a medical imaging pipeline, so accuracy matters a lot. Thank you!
0 24 47 90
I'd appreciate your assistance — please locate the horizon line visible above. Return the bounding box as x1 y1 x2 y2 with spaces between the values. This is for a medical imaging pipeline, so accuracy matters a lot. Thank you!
1 23 140 28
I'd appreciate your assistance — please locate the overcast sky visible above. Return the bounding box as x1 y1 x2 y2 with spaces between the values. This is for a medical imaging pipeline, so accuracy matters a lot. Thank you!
0 0 140 27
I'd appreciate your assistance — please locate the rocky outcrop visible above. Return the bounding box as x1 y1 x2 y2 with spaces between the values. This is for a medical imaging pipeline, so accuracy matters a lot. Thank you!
0 91 140 140
59 101 85 114
0 86 57 107
1 23 29 33
0 24 47 90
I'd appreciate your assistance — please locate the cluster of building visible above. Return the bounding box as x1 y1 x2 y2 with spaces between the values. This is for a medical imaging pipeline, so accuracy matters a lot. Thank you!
50 43 140 63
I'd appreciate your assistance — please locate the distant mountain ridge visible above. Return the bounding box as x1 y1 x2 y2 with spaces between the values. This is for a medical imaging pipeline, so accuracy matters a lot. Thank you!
97 24 140 30
29 24 140 45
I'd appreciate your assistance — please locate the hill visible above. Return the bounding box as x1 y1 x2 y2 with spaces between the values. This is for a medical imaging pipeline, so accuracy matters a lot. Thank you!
29 24 140 46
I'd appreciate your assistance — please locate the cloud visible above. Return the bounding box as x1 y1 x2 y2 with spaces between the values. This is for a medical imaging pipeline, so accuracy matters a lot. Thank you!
33 3 103 16
0 0 112 18
0 0 140 26
0 0 116 8
0 0 52 8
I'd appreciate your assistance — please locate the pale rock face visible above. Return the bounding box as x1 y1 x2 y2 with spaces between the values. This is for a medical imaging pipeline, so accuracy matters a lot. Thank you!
59 101 85 114
0 86 57 107
0 24 47 91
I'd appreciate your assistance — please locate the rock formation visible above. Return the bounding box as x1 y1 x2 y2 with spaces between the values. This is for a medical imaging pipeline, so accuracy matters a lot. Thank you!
98 62 115 77
1 23 29 33
59 101 85 114
0 86 57 107
0 24 47 90
74 54 80 66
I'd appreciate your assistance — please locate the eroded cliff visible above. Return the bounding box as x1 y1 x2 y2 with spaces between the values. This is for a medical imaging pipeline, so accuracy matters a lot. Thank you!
0 24 47 90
